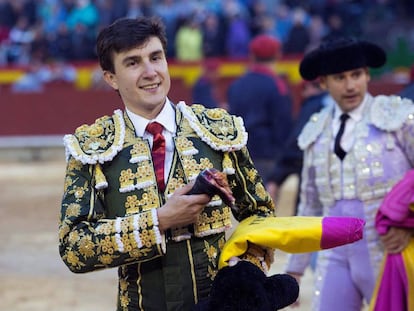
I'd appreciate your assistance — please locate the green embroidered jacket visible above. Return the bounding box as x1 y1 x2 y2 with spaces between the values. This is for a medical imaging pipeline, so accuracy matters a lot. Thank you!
59 102 274 311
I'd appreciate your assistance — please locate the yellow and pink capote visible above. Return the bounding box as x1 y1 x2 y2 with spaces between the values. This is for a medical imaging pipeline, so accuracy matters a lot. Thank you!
219 215 365 269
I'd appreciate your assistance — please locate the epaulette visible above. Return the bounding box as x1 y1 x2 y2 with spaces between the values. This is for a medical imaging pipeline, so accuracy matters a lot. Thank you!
63 109 126 164
298 105 332 150
370 95 414 131
177 101 248 152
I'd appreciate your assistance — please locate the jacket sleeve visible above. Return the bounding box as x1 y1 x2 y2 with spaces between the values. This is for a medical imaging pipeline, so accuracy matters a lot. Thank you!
227 146 275 222
59 157 165 273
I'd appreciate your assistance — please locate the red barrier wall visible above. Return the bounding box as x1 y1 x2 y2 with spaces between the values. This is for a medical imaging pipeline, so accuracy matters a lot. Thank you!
0 79 405 136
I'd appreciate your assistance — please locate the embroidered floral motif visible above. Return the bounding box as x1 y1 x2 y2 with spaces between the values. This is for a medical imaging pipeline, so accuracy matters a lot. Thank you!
65 203 81 217
65 250 85 269
79 235 95 258
119 276 130 310
205 235 226 280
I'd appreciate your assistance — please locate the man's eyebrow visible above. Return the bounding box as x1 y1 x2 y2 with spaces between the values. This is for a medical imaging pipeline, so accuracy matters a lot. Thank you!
150 49 164 57
121 49 164 64
122 55 141 65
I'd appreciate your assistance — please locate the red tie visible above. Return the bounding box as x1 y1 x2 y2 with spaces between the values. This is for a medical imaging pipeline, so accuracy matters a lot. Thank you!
146 122 166 191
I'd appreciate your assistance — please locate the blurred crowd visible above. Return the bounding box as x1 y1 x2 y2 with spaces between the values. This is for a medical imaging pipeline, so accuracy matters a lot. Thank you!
1 0 414 67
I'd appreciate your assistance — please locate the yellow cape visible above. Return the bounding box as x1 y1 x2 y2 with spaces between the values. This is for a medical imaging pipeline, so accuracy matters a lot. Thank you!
219 215 364 269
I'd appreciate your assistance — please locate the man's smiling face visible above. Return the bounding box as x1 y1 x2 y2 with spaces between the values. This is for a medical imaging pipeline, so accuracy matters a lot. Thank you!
103 36 171 119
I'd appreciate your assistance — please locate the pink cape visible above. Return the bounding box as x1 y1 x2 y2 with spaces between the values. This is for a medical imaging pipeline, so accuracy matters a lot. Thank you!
369 170 414 311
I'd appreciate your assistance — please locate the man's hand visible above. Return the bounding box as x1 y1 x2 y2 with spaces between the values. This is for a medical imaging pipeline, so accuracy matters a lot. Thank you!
380 227 413 253
157 183 211 232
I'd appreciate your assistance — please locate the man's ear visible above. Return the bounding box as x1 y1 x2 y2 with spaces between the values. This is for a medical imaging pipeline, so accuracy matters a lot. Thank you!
103 71 119 90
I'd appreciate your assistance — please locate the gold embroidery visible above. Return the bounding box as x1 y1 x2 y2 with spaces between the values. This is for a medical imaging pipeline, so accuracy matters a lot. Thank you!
130 141 150 163
58 222 70 240
119 277 130 309
202 236 226 280
98 254 115 265
125 195 139 214
97 222 113 235
193 207 232 236
68 231 80 245
68 181 89 201
255 183 267 200
245 168 258 183
178 103 247 151
119 169 136 192
67 157 82 172
65 203 81 218
63 176 74 193
100 236 115 254
135 162 154 187
65 250 85 269
124 189 160 215
94 164 107 188
175 136 199 155
166 177 186 193
79 235 95 258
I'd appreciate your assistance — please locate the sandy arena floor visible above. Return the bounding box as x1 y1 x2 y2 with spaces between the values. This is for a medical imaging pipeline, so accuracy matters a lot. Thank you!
0 152 314 311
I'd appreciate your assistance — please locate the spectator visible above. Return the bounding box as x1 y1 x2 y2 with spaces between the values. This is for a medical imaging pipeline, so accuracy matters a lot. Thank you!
6 15 34 64
12 59 76 93
283 7 310 55
201 11 225 57
66 0 99 60
153 0 181 57
65 0 98 32
227 34 293 182
307 14 327 51
273 3 292 44
192 58 221 109
175 16 203 62
224 3 251 58
323 12 346 40
0 0 17 32
48 22 73 61
124 0 144 19
248 0 269 37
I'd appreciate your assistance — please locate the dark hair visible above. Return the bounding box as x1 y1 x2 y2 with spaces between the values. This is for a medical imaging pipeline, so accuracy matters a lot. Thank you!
96 17 167 73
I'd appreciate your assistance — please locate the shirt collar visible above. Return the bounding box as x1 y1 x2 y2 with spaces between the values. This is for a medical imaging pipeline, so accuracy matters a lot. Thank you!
126 98 176 137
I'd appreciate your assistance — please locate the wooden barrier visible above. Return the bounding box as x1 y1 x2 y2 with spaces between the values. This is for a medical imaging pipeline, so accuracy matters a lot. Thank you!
0 77 406 137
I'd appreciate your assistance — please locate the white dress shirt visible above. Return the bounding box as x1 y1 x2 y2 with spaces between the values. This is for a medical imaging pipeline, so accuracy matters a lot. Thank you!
332 94 368 152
